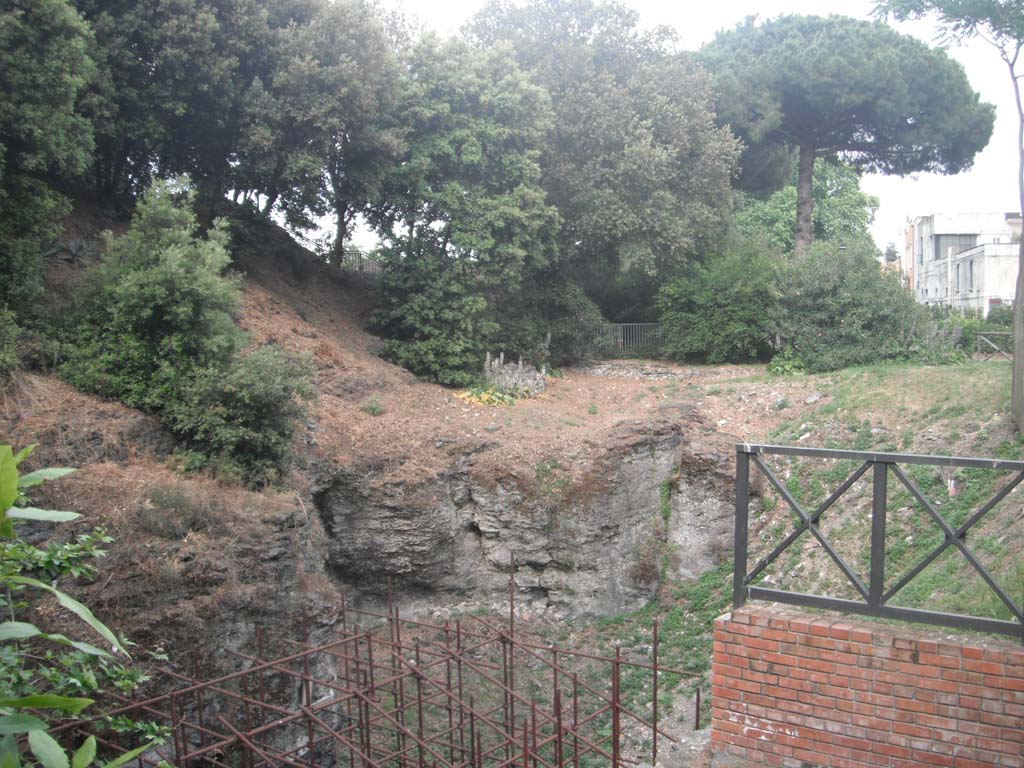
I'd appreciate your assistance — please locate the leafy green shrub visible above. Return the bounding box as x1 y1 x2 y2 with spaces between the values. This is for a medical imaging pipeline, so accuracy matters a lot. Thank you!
61 179 242 410
360 395 384 416
60 180 313 486
373 251 494 387
767 349 805 376
776 239 926 372
166 345 314 487
0 308 22 379
0 444 159 767
657 240 779 363
986 304 1013 327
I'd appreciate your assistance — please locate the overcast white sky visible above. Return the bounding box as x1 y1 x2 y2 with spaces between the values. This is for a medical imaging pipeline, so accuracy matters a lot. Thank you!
384 0 1020 251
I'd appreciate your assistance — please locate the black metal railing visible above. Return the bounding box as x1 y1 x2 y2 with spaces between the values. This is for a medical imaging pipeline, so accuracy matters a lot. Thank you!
579 323 663 357
733 444 1024 640
975 331 1012 361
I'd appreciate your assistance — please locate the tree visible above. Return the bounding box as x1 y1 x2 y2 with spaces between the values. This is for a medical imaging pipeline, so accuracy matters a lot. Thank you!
61 179 242 410
370 37 560 385
736 160 880 252
0 0 95 312
874 1 1024 430
657 239 780 364
234 0 402 262
467 0 740 319
775 237 926 372
702 15 995 256
72 0 320 212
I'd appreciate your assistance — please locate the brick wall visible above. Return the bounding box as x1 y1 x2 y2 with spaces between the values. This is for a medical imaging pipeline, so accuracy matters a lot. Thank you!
710 606 1024 768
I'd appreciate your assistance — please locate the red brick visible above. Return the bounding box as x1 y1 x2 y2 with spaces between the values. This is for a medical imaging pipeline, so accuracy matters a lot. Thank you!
911 749 956 766
850 627 873 643
872 741 911 759
963 658 1004 675
918 652 961 669
897 661 940 677
743 636 780 652
741 668 779 686
892 721 934 740
987 674 1024 692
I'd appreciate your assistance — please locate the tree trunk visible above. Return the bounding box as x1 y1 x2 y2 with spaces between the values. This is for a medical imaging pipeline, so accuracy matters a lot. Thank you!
794 143 816 257
1009 54 1024 433
333 203 348 268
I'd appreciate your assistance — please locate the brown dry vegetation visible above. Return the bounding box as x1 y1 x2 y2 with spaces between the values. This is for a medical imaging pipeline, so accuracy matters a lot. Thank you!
5 206 1022 667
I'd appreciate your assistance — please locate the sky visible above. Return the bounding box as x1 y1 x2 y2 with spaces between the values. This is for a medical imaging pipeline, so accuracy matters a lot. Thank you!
382 0 1021 252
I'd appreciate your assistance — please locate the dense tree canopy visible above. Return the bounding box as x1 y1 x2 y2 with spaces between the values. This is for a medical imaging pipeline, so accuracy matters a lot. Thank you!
370 38 560 384
467 0 741 318
702 15 995 254
0 0 1003 387
736 161 880 253
0 0 95 311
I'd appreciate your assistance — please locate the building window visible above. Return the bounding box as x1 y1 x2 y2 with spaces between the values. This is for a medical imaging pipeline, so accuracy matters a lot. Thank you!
934 234 977 259
968 260 974 291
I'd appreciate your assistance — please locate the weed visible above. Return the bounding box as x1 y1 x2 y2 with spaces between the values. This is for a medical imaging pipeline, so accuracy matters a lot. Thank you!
535 459 570 498
456 387 519 407
137 484 220 539
587 403 599 415
360 395 384 416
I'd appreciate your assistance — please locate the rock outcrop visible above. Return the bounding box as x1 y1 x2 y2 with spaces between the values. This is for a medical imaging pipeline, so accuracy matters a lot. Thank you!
314 404 735 616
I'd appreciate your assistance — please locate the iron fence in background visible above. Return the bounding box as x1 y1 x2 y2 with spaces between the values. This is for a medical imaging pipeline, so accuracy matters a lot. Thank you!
339 248 384 277
578 323 663 358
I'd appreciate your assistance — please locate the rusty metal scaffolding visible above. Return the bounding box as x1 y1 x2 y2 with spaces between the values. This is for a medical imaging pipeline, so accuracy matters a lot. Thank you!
63 573 699 768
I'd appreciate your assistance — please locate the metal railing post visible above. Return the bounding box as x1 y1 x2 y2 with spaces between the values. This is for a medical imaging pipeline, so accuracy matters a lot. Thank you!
733 448 750 609
869 462 888 608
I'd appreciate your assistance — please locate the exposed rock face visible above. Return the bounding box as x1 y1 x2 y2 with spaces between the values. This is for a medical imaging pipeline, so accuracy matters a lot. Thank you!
314 405 735 616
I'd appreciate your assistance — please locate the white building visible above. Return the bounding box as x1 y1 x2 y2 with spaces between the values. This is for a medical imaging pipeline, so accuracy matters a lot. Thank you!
903 212 1022 317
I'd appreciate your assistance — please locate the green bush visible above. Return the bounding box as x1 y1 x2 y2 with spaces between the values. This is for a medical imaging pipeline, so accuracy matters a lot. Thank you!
61 180 242 409
986 304 1013 327
0 307 22 378
498 279 609 367
657 240 779 363
167 345 314 487
373 249 494 387
61 180 313 485
776 239 926 372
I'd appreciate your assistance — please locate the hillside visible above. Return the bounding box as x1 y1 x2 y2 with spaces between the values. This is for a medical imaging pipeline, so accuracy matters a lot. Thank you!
4 208 1022 696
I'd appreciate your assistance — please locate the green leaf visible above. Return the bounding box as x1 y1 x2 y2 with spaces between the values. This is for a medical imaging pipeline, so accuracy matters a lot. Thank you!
0 696 93 715
17 468 75 490
71 736 95 768
0 447 16 514
0 735 20 768
12 446 34 467
7 579 128 657
0 622 43 641
7 509 80 523
102 742 154 768
28 730 69 768
0 622 110 657
0 715 48 734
